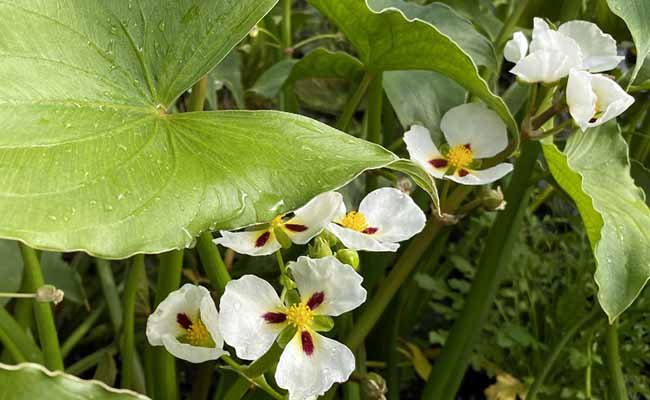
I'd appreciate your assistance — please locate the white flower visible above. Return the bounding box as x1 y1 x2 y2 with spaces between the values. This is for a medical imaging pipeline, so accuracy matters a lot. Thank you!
566 69 634 131
509 18 623 83
404 103 513 186
146 284 227 363
214 192 342 256
504 31 528 63
219 256 366 400
327 188 426 252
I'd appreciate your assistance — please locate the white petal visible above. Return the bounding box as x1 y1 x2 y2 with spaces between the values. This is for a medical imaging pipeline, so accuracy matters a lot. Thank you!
219 275 285 360
275 332 355 400
288 256 366 316
146 284 209 346
328 223 399 252
213 229 281 256
530 21 582 65
285 192 343 244
532 17 550 34
358 188 426 243
568 70 634 131
511 50 577 84
558 20 623 72
161 335 226 364
446 163 514 186
504 31 528 63
146 284 226 364
567 69 598 130
403 125 446 178
440 103 508 158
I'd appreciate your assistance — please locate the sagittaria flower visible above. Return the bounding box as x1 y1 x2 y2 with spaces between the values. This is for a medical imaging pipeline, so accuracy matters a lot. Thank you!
404 103 513 186
214 191 342 256
146 284 227 363
219 256 366 400
566 69 634 131
507 18 623 83
327 187 426 252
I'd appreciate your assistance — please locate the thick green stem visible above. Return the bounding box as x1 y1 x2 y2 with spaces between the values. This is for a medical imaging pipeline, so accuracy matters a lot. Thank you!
96 259 123 334
0 307 44 363
121 255 144 390
526 308 601 399
188 77 208 112
337 72 374 132
197 233 231 292
345 219 442 351
154 250 184 400
18 243 63 370
421 141 540 400
605 320 629 400
365 72 384 193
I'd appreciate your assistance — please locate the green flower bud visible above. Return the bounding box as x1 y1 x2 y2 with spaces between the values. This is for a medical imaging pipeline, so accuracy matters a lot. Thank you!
36 285 64 305
336 248 360 270
274 226 293 249
481 186 506 211
319 230 338 247
361 372 387 400
308 236 333 258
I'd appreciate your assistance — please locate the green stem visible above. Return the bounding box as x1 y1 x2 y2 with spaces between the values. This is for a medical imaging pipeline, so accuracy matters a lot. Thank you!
13 270 35 332
634 108 650 162
223 377 251 400
365 72 383 193
386 297 402 400
528 186 554 214
605 319 629 400
197 233 231 292
281 0 292 53
0 306 42 363
337 72 374 132
526 308 601 399
280 0 297 112
66 344 117 376
345 219 442 351
121 255 144 390
293 33 341 50
61 301 106 358
154 250 184 400
192 362 217 400
276 250 287 276
96 259 123 334
18 243 63 370
421 141 540 400
222 356 285 400
188 76 208 112
494 0 530 51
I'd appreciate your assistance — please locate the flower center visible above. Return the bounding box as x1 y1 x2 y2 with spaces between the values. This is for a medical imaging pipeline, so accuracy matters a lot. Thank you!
446 144 473 169
177 313 215 348
339 211 368 232
286 302 314 329
270 215 285 228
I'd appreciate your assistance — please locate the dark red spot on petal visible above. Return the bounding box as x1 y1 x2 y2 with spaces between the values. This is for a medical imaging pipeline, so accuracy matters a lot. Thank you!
430 159 448 169
285 224 308 232
301 330 314 355
262 312 287 324
589 117 598 123
362 227 378 235
255 231 271 247
177 313 192 329
458 169 469 177
306 291 325 310
464 143 472 150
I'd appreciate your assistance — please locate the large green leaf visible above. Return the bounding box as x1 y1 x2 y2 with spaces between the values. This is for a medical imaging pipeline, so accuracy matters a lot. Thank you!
0 363 148 400
248 59 299 99
307 0 517 134
0 1 400 258
367 0 496 69
286 49 365 86
542 123 650 321
606 0 650 83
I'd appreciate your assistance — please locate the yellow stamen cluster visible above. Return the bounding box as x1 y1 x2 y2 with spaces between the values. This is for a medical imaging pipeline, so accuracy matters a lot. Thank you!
286 302 314 329
184 319 214 347
339 211 368 232
270 215 285 228
446 144 473 169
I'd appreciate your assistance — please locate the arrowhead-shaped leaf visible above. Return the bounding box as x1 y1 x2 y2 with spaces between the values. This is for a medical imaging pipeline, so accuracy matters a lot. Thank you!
606 0 650 84
542 123 650 321
0 1 399 258
0 363 147 400
307 0 517 135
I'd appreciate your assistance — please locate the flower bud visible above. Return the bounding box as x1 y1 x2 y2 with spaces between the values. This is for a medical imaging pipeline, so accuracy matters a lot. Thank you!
248 25 259 38
36 285 64 305
361 372 387 400
318 230 338 247
336 249 359 270
308 236 333 258
481 186 506 211
397 176 414 194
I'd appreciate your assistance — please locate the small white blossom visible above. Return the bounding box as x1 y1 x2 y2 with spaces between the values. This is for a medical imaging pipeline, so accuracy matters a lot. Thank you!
405 103 513 186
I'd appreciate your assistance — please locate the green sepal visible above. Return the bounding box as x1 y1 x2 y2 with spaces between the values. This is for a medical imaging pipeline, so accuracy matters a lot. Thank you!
311 315 334 332
336 248 360 270
284 288 301 306
318 230 339 247
308 236 333 258
276 325 298 349
274 227 293 249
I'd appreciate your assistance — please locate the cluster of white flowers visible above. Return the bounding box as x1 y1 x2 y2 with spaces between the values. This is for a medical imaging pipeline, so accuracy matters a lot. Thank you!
505 18 634 131
147 188 426 399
